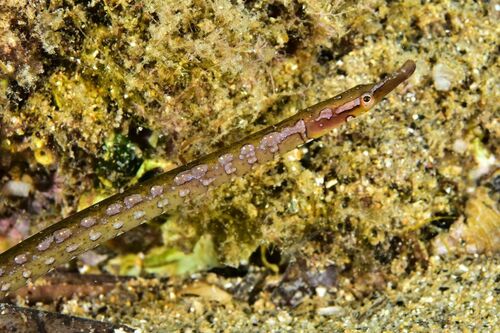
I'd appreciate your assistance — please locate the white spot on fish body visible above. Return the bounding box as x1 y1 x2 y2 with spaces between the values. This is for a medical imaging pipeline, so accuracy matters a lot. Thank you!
66 244 80 253
259 120 307 153
133 210 146 219
54 228 72 243
124 194 143 209
113 221 124 229
106 203 123 216
81 217 97 228
201 177 215 186
259 132 281 153
174 171 194 186
334 99 359 115
315 108 333 121
14 254 28 265
37 235 54 252
150 185 164 198
157 198 169 208
280 120 307 141
191 164 208 179
239 144 257 164
219 154 236 174
89 230 102 241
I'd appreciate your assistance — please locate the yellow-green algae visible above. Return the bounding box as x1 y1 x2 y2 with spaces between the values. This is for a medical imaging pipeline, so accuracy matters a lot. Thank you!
0 0 498 331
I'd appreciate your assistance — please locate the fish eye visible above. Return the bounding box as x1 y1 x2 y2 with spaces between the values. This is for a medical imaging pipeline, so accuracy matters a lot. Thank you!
361 93 374 107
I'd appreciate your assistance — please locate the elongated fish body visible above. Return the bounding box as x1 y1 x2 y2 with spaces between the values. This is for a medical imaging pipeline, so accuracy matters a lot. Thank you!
0 60 416 296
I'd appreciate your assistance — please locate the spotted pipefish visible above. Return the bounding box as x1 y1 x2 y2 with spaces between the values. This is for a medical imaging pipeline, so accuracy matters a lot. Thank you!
0 60 416 296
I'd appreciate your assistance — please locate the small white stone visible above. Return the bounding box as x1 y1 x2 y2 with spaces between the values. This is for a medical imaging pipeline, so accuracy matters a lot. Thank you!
179 188 190 197
277 311 292 324
432 63 455 91
317 306 344 316
2 180 32 197
325 179 338 188
452 139 467 154
457 264 469 274
316 286 327 298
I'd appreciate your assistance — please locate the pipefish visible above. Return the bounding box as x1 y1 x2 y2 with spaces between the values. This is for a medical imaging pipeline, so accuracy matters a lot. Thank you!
0 60 416 296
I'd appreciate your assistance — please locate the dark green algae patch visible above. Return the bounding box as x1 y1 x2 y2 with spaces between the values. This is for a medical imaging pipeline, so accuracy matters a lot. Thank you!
0 0 498 331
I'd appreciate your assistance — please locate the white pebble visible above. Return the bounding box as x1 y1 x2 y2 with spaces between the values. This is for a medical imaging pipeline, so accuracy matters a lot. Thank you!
316 286 327 298
432 63 455 91
179 189 190 197
2 180 32 197
452 139 467 154
317 306 344 316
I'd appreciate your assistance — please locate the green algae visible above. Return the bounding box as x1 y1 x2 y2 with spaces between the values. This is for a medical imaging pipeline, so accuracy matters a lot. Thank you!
144 234 219 276
96 133 143 186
